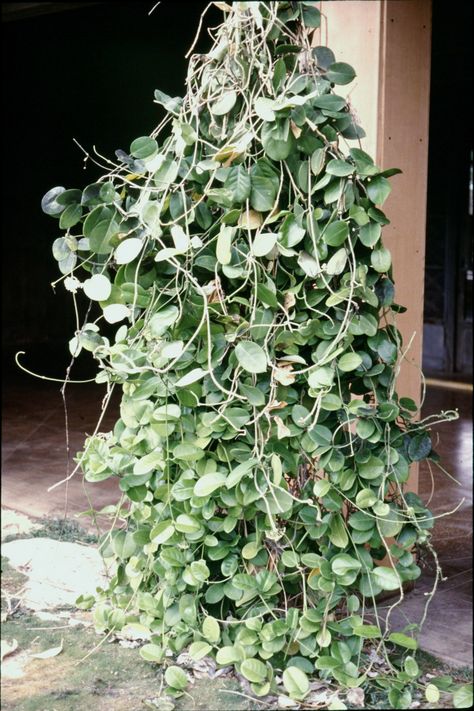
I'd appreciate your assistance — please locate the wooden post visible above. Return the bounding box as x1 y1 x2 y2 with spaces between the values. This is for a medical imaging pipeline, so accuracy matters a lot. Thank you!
317 0 432 491
376 1 432 439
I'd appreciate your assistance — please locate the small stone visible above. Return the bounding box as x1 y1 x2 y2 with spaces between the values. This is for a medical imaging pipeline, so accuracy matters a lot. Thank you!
118 639 141 649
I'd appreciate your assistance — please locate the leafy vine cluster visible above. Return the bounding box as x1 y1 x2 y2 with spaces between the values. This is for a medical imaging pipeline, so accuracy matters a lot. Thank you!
40 2 465 708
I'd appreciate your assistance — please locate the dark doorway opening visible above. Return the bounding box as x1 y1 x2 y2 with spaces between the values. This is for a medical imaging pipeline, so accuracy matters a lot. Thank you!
2 0 217 382
423 1 473 377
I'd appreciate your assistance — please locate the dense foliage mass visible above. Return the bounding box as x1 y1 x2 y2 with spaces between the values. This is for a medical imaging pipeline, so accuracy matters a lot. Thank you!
40 2 467 707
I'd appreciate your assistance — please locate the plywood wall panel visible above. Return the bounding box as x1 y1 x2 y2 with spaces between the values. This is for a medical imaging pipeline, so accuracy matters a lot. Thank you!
316 1 382 157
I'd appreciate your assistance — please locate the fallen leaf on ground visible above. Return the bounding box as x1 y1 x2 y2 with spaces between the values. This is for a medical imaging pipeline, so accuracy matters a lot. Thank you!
347 687 365 706
1 638 18 661
30 639 63 659
308 689 330 704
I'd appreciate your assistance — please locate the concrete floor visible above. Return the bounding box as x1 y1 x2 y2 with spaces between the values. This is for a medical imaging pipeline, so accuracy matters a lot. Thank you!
2 377 121 523
405 385 473 666
2 374 472 666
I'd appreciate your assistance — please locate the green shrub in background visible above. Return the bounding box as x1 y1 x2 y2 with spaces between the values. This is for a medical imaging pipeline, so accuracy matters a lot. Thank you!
40 2 469 708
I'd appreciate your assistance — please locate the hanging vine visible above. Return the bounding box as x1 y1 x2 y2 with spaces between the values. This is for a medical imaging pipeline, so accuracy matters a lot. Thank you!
37 2 468 708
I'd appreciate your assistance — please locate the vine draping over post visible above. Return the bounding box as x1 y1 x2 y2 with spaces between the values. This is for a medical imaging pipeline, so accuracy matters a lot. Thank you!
39 2 463 707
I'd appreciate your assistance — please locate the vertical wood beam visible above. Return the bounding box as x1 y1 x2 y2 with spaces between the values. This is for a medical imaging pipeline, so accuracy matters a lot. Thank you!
317 1 432 491
376 1 432 491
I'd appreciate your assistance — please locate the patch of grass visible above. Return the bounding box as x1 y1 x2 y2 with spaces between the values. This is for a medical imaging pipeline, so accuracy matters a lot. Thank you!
31 517 98 544
3 517 97 545
175 677 259 710
1 611 256 711
1 614 159 710
1 556 28 589
1 557 28 617
417 649 473 683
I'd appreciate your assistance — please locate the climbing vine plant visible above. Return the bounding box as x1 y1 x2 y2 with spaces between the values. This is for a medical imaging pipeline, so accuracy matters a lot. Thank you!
38 2 468 709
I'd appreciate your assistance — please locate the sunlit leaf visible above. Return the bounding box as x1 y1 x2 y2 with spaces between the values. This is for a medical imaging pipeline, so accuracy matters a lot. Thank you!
235 341 267 373
165 665 188 690
283 666 310 700
210 90 237 115
83 274 112 301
